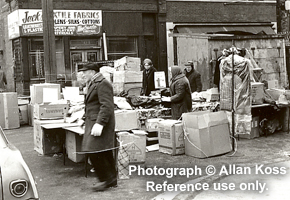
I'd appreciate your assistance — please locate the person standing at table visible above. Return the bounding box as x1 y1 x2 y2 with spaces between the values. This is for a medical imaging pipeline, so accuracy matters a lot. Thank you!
184 61 202 92
78 62 117 191
0 66 7 93
141 58 157 96
169 66 192 120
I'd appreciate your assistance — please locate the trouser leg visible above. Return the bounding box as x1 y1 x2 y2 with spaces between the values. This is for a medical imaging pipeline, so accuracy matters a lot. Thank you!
89 150 117 182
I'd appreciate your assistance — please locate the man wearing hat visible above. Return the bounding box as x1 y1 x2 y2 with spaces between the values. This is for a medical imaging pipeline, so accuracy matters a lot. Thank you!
78 62 117 191
142 58 157 96
184 61 202 92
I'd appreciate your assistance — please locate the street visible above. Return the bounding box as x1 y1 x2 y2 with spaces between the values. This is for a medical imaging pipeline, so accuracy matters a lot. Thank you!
4 125 290 200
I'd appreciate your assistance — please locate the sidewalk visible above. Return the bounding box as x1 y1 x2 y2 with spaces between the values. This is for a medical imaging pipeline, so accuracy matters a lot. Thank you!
4 125 290 200
192 161 290 200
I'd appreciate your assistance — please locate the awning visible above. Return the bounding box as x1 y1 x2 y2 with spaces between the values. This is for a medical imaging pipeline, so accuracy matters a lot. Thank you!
176 24 276 35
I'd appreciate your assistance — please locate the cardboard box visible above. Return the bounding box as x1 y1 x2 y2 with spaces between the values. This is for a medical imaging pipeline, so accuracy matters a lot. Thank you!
0 92 20 129
34 103 68 120
115 110 139 131
30 83 61 104
34 119 66 155
113 82 142 95
145 118 164 132
158 120 185 155
117 130 147 164
113 71 143 83
239 116 260 139
202 88 220 102
268 80 279 89
114 56 141 72
251 82 264 105
65 130 85 163
182 111 231 158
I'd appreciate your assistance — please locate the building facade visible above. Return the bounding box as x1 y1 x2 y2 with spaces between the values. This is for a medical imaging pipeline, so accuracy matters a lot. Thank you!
0 0 277 94
1 0 167 95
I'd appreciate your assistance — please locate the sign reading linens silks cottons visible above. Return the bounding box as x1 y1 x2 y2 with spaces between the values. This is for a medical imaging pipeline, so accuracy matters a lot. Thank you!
8 9 102 39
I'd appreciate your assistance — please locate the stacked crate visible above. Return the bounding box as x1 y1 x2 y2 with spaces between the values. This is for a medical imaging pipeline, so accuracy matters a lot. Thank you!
113 56 143 96
30 83 68 155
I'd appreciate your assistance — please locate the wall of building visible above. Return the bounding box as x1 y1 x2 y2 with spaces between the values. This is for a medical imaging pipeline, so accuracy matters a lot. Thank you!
0 0 18 92
166 1 276 23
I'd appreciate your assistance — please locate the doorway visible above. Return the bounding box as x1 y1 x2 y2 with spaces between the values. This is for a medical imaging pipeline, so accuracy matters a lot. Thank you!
70 50 100 86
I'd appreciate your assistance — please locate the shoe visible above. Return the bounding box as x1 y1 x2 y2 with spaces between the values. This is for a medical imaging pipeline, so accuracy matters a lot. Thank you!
106 178 117 188
92 181 107 192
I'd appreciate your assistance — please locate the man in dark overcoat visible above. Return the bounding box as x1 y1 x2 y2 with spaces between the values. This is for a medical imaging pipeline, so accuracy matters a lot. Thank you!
142 58 157 96
79 62 117 191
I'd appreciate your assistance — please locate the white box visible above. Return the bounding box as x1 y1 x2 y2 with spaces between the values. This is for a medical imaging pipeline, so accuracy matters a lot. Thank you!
30 83 61 104
34 103 68 120
33 119 66 155
0 92 20 129
113 71 143 83
158 120 185 155
145 118 164 132
182 111 231 158
117 131 147 164
115 110 139 131
114 56 141 72
65 130 85 163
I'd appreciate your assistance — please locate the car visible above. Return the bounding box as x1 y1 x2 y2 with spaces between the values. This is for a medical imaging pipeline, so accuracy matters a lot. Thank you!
0 126 39 200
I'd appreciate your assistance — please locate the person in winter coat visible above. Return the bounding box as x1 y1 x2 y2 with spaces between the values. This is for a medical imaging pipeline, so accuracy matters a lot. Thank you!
78 62 117 191
142 58 157 96
184 61 202 92
170 66 192 120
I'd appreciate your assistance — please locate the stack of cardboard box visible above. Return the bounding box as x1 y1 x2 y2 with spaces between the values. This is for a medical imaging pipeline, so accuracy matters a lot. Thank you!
113 56 143 96
30 83 68 155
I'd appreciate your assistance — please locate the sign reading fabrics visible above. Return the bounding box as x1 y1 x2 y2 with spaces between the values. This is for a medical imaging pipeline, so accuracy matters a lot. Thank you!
8 9 102 39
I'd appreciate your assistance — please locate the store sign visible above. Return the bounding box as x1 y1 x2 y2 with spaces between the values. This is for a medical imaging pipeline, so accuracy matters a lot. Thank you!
8 9 102 39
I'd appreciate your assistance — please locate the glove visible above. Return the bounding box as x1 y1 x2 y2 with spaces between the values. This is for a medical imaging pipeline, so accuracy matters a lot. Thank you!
91 123 104 136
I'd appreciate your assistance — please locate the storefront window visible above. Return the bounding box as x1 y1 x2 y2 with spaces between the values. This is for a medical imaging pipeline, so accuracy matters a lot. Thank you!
29 38 64 80
107 37 138 60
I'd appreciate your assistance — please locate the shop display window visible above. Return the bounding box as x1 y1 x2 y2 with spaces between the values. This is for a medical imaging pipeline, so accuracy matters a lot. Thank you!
107 37 138 60
28 38 64 80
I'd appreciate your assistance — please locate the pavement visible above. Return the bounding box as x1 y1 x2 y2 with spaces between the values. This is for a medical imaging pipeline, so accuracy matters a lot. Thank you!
4 125 290 200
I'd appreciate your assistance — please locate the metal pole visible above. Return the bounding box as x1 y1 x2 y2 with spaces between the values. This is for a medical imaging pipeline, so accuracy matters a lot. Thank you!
103 32 108 61
231 42 235 151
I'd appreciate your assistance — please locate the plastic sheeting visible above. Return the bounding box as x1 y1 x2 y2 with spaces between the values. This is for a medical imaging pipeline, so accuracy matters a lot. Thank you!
220 54 252 135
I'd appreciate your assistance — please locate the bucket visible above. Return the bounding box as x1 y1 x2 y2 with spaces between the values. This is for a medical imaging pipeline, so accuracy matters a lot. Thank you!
19 104 28 125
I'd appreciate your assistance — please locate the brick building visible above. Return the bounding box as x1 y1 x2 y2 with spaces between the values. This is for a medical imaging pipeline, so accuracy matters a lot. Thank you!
0 0 277 95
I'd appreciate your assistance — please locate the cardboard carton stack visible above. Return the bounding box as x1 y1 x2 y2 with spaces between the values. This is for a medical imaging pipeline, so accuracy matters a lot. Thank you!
115 110 147 164
145 118 164 146
31 83 69 155
113 56 142 96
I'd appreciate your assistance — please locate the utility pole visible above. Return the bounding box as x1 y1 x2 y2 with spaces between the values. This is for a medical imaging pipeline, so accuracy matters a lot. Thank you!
42 0 57 83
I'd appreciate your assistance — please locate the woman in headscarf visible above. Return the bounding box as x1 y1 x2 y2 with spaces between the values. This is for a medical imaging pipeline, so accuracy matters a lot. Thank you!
169 66 192 120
